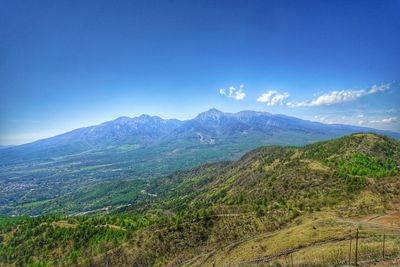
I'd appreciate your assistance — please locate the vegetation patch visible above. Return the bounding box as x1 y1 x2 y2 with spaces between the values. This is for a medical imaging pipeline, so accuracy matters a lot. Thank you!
339 153 398 178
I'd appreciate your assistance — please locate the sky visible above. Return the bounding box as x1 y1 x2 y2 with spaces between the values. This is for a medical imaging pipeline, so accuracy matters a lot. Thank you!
1 0 399 145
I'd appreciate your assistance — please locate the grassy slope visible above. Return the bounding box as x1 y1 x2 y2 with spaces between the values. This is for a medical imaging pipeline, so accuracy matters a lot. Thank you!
0 133 399 266
130 133 399 213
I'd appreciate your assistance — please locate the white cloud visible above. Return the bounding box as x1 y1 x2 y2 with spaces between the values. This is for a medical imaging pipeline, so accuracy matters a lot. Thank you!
313 115 335 124
368 83 392 94
369 117 397 124
381 117 397 124
288 83 393 107
308 113 399 132
257 90 289 106
288 89 365 107
219 84 246 100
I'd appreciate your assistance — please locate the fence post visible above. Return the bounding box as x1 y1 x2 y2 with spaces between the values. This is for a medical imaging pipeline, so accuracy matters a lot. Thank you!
291 253 293 267
355 228 359 266
349 237 352 266
382 233 385 259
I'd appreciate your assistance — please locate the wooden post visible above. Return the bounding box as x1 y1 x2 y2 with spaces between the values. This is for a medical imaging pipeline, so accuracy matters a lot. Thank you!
349 237 352 266
291 253 294 267
382 233 385 259
355 228 359 266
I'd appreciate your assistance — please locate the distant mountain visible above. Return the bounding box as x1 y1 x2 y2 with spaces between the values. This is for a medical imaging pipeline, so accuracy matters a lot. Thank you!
0 115 182 162
0 109 399 216
169 108 397 141
2 109 399 161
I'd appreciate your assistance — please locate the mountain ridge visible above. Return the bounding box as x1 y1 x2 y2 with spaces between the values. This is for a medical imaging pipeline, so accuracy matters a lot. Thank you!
3 108 400 149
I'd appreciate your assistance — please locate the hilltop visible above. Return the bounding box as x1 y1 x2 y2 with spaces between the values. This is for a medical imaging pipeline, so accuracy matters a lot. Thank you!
126 133 399 215
1 133 399 266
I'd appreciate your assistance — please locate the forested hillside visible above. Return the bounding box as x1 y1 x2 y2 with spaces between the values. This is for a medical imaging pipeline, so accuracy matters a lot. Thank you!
1 133 399 266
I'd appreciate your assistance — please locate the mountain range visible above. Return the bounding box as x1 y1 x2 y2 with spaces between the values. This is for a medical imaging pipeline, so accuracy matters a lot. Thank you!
0 109 399 216
2 108 399 162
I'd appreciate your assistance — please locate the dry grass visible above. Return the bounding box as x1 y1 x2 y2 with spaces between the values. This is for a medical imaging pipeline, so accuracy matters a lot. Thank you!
337 190 386 217
51 220 77 228
302 160 330 172
182 208 400 267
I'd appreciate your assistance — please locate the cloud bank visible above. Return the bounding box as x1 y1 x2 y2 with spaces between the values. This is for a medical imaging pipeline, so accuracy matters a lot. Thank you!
287 83 392 107
370 117 398 124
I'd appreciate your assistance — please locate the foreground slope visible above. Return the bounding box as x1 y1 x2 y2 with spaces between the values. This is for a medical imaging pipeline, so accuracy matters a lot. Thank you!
1 133 399 266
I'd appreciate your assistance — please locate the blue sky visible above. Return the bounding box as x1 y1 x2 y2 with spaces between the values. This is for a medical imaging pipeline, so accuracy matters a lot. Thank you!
1 0 399 145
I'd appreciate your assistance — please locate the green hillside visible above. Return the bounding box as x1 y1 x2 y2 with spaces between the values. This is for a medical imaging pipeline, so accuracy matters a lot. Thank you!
1 133 400 266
